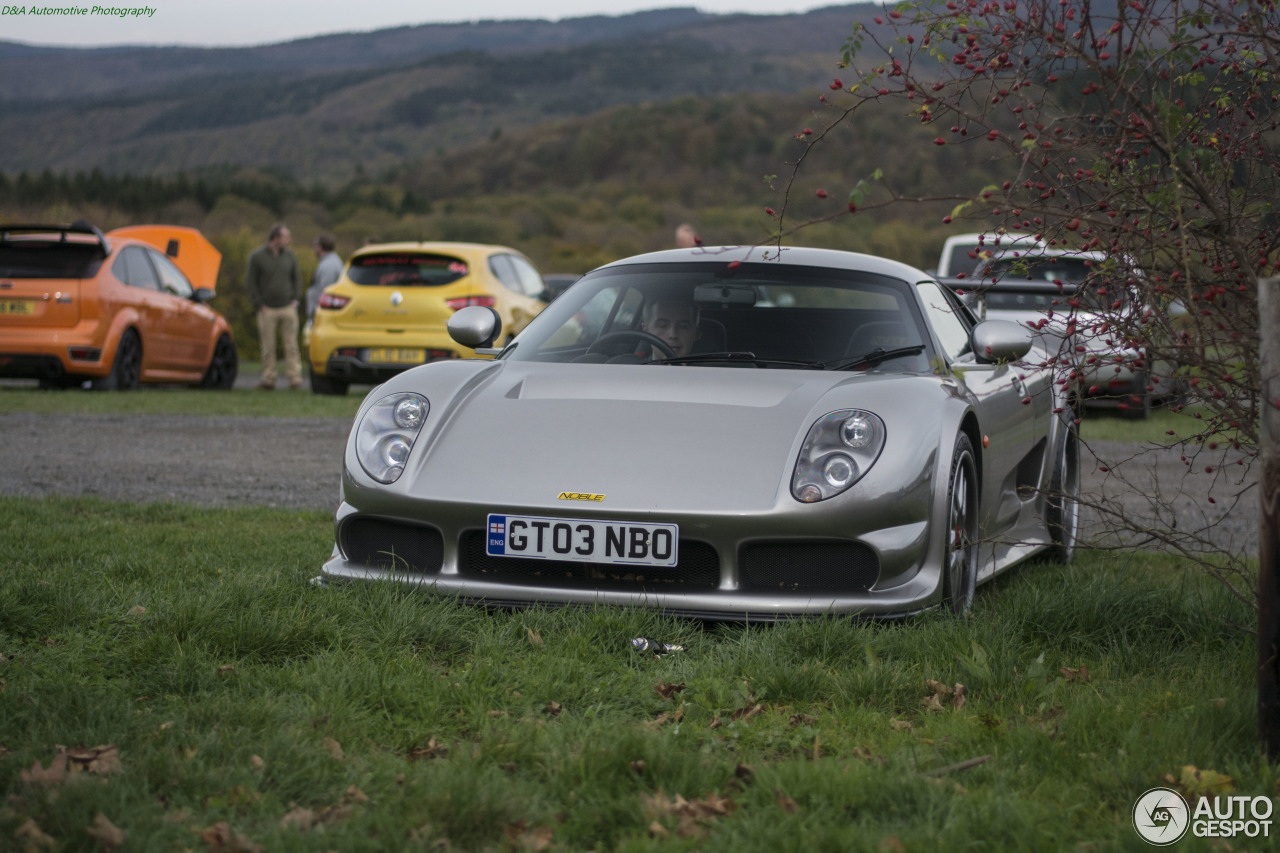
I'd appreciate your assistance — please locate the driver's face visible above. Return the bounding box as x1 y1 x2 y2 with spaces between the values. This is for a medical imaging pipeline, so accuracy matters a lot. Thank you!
643 300 697 357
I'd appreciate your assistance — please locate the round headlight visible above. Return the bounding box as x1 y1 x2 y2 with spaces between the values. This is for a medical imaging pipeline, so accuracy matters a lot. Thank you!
791 409 886 502
841 414 873 448
394 396 428 430
354 392 430 484
823 454 856 489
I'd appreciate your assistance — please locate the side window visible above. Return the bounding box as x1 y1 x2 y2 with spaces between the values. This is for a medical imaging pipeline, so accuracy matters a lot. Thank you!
150 250 194 299
113 247 159 291
488 254 520 292
916 281 972 362
508 255 545 297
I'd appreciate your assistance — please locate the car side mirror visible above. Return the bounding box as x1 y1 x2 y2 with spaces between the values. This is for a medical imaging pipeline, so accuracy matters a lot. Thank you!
191 287 215 304
971 319 1032 364
448 305 503 349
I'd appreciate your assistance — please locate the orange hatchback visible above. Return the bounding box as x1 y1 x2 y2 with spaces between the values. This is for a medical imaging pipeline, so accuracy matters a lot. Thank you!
0 221 237 390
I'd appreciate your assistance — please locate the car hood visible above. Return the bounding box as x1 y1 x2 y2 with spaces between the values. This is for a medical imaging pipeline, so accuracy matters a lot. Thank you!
365 361 939 514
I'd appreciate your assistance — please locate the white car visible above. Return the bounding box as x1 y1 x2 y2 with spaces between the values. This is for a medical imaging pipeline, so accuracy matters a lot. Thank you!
935 231 1046 278
970 249 1178 419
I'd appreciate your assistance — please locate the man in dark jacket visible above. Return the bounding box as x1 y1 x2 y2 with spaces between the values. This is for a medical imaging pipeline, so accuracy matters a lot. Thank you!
246 222 302 389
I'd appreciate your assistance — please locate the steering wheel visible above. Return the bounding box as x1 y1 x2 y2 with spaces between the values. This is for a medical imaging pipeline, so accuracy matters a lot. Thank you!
586 330 677 359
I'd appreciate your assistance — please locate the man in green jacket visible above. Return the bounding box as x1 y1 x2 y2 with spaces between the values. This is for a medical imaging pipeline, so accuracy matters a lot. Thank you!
246 223 302 390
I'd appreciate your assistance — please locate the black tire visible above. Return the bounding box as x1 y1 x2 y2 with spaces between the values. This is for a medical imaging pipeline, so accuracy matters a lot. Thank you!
310 369 348 396
200 334 238 390
942 433 979 615
92 329 141 391
1044 411 1080 563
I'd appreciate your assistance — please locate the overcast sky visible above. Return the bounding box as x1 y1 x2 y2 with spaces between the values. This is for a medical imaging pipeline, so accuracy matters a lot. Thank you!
2 1 834 48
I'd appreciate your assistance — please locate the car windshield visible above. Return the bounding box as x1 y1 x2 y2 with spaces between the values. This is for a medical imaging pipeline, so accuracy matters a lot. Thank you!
501 260 935 371
348 252 468 286
0 242 105 278
981 256 1130 312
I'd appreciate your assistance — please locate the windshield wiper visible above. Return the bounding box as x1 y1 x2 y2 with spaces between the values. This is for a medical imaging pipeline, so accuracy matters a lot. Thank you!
825 344 927 371
651 351 826 369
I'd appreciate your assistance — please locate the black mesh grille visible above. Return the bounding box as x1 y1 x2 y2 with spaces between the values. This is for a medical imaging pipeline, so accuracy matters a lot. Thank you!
339 517 444 574
458 531 720 590
740 541 879 592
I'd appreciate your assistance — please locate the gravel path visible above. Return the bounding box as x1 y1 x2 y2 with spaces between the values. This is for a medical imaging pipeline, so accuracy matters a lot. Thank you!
0 411 1259 555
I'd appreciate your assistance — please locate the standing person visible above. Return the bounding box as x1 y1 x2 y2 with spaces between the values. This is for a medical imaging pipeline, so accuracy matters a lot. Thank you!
674 223 699 248
246 222 302 390
306 232 343 327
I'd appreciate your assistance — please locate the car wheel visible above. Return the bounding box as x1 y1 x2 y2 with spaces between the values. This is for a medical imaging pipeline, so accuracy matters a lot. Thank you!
942 432 979 615
1044 411 1080 563
200 334 238 390
310 369 348 396
92 329 141 391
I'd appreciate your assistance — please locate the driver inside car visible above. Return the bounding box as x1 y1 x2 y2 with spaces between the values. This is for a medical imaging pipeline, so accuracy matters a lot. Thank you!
640 295 698 358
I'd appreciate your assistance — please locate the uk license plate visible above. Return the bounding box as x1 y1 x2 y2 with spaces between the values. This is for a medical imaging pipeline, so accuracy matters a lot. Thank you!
486 513 679 568
0 299 34 315
367 348 425 364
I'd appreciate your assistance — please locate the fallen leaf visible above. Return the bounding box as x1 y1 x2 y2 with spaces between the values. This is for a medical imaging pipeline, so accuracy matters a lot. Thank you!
790 713 818 727
733 763 755 782
344 785 369 803
1059 665 1091 683
526 627 543 646
127 606 147 618
1178 765 1235 801
85 814 125 851
775 789 799 814
647 821 669 840
890 719 913 732
217 665 235 676
14 819 56 852
731 703 765 722
503 820 553 851
544 701 563 717
654 681 686 700
66 745 122 776
923 680 967 712
250 755 264 771
21 753 68 788
279 806 318 831
324 737 344 760
409 737 448 760
630 760 646 775
199 821 263 853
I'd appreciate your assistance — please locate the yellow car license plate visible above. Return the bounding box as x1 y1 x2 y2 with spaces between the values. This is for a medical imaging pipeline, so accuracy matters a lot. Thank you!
367 348 426 365
0 299 34 315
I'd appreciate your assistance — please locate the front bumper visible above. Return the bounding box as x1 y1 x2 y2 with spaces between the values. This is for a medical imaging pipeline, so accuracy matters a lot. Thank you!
319 496 942 620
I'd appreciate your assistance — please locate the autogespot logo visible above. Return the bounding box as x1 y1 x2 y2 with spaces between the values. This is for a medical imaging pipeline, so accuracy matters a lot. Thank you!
1133 787 1190 845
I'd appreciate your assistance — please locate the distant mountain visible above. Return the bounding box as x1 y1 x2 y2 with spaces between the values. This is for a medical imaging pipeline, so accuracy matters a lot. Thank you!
0 4 884 182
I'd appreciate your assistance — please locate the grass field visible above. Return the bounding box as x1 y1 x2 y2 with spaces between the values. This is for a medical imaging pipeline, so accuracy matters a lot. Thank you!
0 496 1270 851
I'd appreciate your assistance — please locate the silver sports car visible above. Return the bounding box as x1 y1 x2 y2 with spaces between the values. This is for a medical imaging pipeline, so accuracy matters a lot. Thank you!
319 246 1080 619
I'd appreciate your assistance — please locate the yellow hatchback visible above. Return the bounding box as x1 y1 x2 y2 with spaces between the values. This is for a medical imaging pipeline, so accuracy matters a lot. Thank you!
307 242 549 395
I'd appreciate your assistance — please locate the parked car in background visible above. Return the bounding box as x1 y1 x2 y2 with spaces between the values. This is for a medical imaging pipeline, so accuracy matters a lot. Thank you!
540 273 581 302
317 246 1079 619
966 249 1178 418
307 242 548 395
934 231 1046 278
0 220 237 390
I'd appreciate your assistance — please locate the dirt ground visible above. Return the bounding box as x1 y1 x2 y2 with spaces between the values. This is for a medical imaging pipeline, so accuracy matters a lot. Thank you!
0 411 1259 556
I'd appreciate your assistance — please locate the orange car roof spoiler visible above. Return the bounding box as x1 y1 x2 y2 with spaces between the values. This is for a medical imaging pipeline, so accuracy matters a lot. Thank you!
108 225 223 292
0 220 111 256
